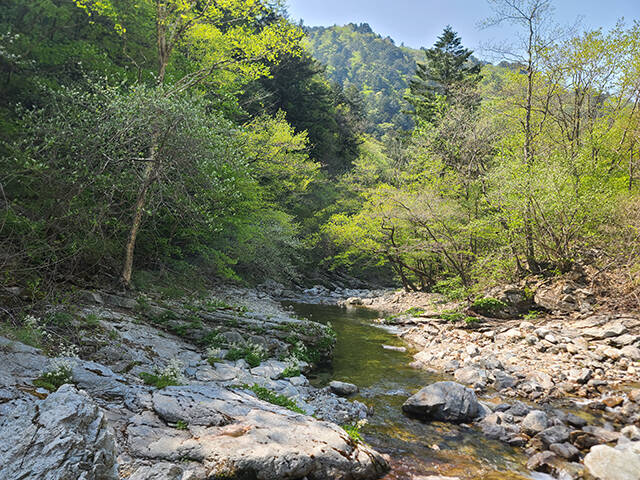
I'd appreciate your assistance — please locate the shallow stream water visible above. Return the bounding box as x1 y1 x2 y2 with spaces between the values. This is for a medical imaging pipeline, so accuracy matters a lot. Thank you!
287 303 549 480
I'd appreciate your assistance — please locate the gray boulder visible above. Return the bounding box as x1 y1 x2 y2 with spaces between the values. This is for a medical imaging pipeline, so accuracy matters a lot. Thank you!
402 381 480 423
329 380 359 396
521 410 548 435
0 384 118 480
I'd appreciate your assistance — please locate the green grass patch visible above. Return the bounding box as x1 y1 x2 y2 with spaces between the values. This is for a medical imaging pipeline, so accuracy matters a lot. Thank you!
139 371 182 388
245 384 304 414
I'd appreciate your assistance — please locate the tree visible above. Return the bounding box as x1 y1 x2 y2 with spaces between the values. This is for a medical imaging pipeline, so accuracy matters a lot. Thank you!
484 0 556 272
407 26 481 124
74 0 303 286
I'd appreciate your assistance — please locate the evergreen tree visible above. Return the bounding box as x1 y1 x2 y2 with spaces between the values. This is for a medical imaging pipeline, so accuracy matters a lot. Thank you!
407 26 481 123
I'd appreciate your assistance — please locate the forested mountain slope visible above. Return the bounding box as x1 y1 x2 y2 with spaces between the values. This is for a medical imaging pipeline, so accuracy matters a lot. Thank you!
304 23 421 136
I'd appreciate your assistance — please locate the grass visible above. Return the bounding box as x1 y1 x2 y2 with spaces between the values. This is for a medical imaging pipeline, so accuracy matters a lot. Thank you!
342 420 367 443
245 384 304 414
176 420 188 430
139 371 182 388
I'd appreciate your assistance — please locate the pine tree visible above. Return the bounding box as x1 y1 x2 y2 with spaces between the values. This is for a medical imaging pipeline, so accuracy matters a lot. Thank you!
407 26 481 123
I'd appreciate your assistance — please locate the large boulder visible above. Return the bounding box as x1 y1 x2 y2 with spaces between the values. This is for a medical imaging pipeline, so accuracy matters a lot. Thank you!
127 385 389 480
584 441 640 480
402 381 480 423
0 384 118 480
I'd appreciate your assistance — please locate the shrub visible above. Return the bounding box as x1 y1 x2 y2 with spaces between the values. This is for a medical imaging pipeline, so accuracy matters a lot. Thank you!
471 297 507 316
140 358 184 388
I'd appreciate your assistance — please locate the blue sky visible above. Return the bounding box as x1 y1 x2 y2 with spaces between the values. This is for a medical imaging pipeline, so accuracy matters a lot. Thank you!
286 0 639 57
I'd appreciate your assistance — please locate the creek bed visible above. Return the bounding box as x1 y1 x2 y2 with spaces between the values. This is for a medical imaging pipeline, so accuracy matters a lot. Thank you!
287 303 551 480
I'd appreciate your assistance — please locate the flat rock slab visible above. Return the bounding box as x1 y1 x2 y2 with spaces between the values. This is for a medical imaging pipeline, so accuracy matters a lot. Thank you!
128 385 389 480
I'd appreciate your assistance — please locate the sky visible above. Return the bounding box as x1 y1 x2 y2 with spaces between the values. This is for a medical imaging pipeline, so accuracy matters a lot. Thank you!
286 0 639 59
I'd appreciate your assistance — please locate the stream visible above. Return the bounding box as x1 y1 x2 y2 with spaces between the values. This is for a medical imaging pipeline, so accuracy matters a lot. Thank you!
287 303 550 480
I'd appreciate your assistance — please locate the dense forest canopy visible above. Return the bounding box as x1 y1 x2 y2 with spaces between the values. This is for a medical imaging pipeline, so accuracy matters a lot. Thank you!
1 0 639 302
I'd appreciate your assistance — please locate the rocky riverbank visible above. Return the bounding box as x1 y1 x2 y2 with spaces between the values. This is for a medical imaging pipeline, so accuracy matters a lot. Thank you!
0 289 390 479
340 276 640 479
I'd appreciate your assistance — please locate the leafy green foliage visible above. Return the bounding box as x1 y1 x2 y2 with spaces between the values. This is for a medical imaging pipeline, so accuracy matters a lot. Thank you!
471 297 507 316
225 343 267 368
245 384 304 414
33 365 74 393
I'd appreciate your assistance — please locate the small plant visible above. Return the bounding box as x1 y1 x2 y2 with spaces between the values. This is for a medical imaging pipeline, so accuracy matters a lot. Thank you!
201 331 225 348
32 344 79 392
404 307 425 316
464 316 480 326
245 384 304 414
135 295 151 314
176 420 188 430
83 313 101 328
207 346 223 366
471 297 507 316
342 419 367 443
279 365 301 378
522 310 541 321
139 358 184 388
440 310 465 323
225 342 267 368
203 299 232 311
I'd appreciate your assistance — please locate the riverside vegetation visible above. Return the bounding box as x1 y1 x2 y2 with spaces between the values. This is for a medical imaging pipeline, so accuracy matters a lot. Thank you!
1 0 640 479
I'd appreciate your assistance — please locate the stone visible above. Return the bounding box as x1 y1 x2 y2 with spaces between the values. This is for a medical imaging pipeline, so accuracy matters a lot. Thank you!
566 413 587 428
583 425 622 444
496 328 523 343
537 425 572 447
584 442 640 480
611 334 639 347
622 426 640 441
568 368 592 384
570 430 601 450
526 451 557 474
521 410 549 435
583 323 628 340
630 389 640 403
329 380 359 396
402 381 480 423
505 401 531 417
0 385 118 480
603 396 624 408
550 442 579 460
454 367 488 388
128 385 389 479
621 345 640 361
493 371 517 390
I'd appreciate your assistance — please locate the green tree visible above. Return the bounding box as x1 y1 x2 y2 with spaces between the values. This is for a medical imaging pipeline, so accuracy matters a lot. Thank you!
407 26 481 124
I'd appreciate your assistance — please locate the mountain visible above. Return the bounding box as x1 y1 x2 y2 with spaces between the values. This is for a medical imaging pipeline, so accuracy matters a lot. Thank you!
304 23 421 137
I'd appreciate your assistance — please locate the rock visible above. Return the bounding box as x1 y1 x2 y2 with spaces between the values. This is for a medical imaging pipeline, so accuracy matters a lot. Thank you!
583 426 622 444
583 322 628 340
566 413 587 428
550 442 579 460
482 286 535 318
526 451 558 474
630 389 640 403
493 371 517 390
127 462 205 480
584 442 640 480
496 328 523 343
0 384 118 480
621 345 640 361
603 396 624 408
568 368 592 384
537 425 571 447
534 281 593 313
505 401 531 417
402 381 480 423
465 344 480 357
382 345 407 352
622 426 640 441
129 385 389 479
521 410 549 435
571 430 602 450
329 381 359 396
454 367 488 388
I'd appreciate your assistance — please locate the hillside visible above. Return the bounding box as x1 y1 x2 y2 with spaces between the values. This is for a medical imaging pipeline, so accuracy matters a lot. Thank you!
304 23 420 136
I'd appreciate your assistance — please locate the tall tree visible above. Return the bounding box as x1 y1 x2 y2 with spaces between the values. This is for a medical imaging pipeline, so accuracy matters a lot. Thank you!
407 26 481 123
74 0 302 287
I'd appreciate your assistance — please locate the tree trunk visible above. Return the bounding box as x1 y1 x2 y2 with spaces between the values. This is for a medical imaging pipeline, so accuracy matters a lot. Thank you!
121 148 158 287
